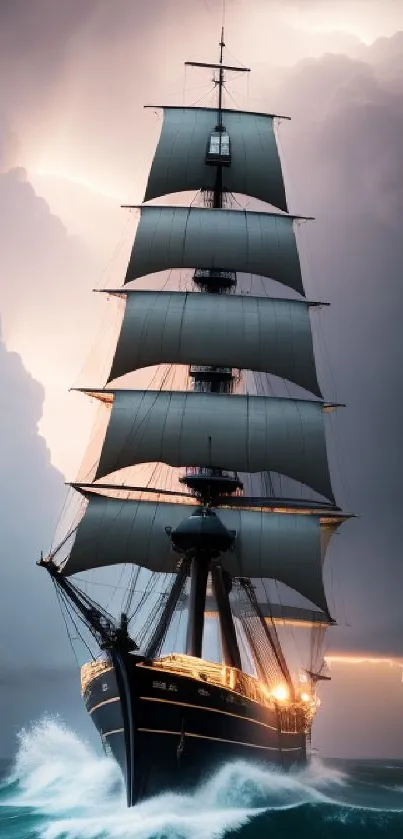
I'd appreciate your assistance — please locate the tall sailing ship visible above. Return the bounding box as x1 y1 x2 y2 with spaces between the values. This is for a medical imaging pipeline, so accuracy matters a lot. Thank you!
40 32 349 806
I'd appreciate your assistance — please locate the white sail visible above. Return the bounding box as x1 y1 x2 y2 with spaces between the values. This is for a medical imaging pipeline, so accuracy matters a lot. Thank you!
87 389 334 500
144 107 288 210
60 492 340 613
107 291 322 395
124 206 304 294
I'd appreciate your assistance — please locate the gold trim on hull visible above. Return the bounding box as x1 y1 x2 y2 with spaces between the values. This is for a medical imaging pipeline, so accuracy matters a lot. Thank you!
103 728 124 738
139 695 278 731
89 696 120 715
138 656 311 729
137 728 302 752
82 654 312 735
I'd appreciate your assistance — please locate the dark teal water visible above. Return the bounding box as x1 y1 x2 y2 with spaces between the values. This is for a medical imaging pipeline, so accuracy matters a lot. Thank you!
1 719 403 838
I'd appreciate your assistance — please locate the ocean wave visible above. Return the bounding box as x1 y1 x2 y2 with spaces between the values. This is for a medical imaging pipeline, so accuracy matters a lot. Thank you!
1 718 403 839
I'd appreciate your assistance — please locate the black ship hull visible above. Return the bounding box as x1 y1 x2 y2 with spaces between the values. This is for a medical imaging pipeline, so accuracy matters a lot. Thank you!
83 653 307 805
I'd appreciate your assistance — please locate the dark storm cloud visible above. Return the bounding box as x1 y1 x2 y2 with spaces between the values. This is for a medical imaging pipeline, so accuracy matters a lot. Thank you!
0 163 103 461
0 336 93 756
269 36 403 656
0 666 94 758
314 659 403 757
0 160 103 692
0 333 68 667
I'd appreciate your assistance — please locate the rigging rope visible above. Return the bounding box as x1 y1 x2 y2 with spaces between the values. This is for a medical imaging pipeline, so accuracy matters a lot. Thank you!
53 580 95 663
233 581 288 690
123 564 142 617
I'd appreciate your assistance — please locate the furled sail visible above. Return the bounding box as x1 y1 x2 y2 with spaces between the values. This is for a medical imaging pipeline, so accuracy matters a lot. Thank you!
124 207 304 294
144 107 288 211
87 389 334 500
107 291 322 396
60 492 339 613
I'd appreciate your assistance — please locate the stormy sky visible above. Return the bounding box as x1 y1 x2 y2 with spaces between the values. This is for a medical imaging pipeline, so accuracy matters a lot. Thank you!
1 0 403 757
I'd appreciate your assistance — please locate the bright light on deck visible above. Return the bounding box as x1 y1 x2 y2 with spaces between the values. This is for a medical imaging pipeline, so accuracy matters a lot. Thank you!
271 684 290 702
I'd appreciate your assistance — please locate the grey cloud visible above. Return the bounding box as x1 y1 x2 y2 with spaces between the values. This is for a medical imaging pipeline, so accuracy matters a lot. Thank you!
0 164 103 465
0 154 113 754
270 37 403 657
314 660 403 758
0 335 94 756
0 117 19 173
0 334 69 668
0 667 94 758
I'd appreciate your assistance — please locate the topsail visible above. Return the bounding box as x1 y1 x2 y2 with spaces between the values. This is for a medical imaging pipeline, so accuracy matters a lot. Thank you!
106 291 322 395
124 206 305 293
144 107 288 210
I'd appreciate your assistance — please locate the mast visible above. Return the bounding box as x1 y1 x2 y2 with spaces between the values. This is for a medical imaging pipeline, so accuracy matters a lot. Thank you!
210 564 241 669
218 26 224 118
186 554 209 657
183 29 241 664
214 26 225 209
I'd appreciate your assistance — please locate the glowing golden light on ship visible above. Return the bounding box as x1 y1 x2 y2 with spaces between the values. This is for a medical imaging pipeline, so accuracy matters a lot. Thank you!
271 684 290 702
300 692 311 702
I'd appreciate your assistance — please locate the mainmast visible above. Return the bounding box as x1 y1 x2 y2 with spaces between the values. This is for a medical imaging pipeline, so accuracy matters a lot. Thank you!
214 26 225 208
186 26 244 213
182 30 248 667
218 26 224 117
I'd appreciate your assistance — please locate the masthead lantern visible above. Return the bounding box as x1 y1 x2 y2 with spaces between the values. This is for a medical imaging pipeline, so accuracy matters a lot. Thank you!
206 125 231 165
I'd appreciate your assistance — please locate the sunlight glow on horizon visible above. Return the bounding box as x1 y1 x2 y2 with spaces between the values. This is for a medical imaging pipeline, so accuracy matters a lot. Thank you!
326 655 403 668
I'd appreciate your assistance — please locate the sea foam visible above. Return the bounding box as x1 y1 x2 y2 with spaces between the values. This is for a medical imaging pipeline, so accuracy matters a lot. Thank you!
3 717 391 839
